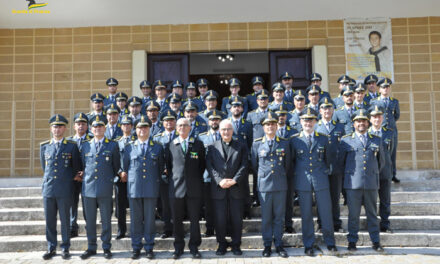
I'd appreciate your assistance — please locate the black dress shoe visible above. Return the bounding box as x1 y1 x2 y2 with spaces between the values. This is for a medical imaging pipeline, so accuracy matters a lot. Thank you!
231 246 243 256
285 226 295 233
347 242 357 251
103 249 112 259
61 250 71 259
172 250 183 259
145 249 155 259
276 246 288 258
251 200 260 207
262 246 271 257
191 249 201 259
216 245 227 255
115 233 126 240
161 231 173 239
372 242 384 252
243 212 251 219
380 227 394 233
131 250 141 260
392 176 400 183
304 247 315 256
42 250 56 260
80 250 96 260
70 230 78 238
204 229 215 237
327 245 338 252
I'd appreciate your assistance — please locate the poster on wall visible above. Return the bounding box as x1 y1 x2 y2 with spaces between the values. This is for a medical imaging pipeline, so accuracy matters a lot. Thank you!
344 17 394 82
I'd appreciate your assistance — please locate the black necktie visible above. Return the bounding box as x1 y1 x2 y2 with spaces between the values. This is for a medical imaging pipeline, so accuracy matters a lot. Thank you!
268 140 273 150
55 142 60 152
307 135 312 149
168 133 172 142
96 141 101 152
142 143 147 156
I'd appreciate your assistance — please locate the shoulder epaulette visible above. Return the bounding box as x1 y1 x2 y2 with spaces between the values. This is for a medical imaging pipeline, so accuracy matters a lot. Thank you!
253 137 263 142
292 133 300 137
199 132 208 136
66 139 76 144
40 140 50 146
342 133 352 138
316 132 327 137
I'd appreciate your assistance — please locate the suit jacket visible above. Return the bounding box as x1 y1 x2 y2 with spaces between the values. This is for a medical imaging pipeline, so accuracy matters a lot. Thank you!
40 138 81 198
337 132 386 190
80 138 120 198
290 131 331 191
153 130 179 183
206 140 248 199
121 139 165 198
165 137 206 198
228 117 253 151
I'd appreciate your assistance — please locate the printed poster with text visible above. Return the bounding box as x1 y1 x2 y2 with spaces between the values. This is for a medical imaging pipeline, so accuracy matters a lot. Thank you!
344 18 394 82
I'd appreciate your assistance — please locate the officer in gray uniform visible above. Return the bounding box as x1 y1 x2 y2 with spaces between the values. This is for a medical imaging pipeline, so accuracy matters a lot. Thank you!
221 78 249 118
40 114 81 260
87 93 106 121
364 74 379 104
332 86 358 135
353 83 370 110
290 108 337 256
333 75 351 108
103 77 118 107
79 115 121 260
315 97 345 232
183 101 208 138
104 104 123 140
120 115 165 259
66 113 93 239
310 72 331 99
268 82 294 112
145 101 164 137
251 112 291 258
288 90 307 132
370 78 400 183
337 109 386 252
246 89 271 140
368 105 395 233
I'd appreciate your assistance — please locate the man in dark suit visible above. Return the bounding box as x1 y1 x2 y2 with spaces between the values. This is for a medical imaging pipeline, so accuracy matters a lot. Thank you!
165 118 206 259
206 119 248 256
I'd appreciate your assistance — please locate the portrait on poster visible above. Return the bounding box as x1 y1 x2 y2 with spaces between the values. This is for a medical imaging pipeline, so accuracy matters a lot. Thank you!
344 18 394 82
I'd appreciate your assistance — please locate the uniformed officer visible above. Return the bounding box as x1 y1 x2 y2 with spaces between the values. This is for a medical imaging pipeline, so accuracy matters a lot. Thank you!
337 109 386 252
206 119 249 256
103 77 119 106
306 85 322 114
353 83 370 110
104 104 123 140
280 72 295 104
274 105 296 234
145 101 163 137
246 76 266 111
139 80 154 105
128 96 143 122
364 74 379 104
40 114 81 260
120 115 165 260
290 108 337 256
79 115 121 260
115 92 130 120
221 78 249 118
183 82 205 112
200 90 222 122
288 90 307 132
154 80 170 114
332 86 358 134
87 93 106 121
368 105 395 233
246 89 271 141
268 82 294 112
199 110 225 238
168 93 185 119
227 97 253 217
310 72 331 99
153 110 178 239
370 78 400 183
171 80 185 97
183 101 208 138
333 75 351 108
66 113 93 239
251 112 291 258
114 116 135 240
315 97 345 232
196 78 210 106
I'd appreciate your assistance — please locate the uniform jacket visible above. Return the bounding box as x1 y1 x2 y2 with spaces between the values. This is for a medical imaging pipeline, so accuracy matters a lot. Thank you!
332 106 359 135
222 96 249 118
370 97 400 130
246 108 271 140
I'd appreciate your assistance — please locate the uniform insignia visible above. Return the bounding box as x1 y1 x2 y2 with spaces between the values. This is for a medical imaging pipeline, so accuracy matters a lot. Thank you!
254 137 263 142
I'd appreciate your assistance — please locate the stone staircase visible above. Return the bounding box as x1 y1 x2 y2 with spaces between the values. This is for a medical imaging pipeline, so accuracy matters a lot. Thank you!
0 170 439 252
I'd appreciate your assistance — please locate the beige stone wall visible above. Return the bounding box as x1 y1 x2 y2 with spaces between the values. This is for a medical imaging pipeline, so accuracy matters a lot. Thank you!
0 17 438 177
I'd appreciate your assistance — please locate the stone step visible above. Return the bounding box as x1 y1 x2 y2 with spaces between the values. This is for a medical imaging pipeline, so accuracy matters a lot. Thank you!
1 216 439 236
2 191 438 209
0 231 439 252
0 202 438 221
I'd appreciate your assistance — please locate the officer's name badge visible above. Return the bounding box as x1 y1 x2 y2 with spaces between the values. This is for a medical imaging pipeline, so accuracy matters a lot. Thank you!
190 152 198 159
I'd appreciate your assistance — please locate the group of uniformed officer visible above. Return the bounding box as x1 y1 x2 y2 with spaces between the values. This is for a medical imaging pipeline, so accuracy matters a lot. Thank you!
40 72 400 260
